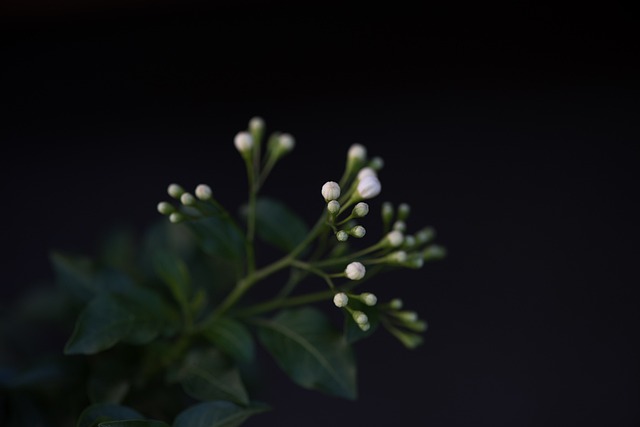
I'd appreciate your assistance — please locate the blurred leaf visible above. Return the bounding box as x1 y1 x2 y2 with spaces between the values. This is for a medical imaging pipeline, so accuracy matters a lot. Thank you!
153 250 191 311
50 251 97 302
202 318 255 364
256 307 357 400
76 403 143 427
179 349 249 406
186 216 245 261
173 400 269 427
65 285 179 355
88 376 130 405
250 197 309 253
99 226 137 273
98 421 170 427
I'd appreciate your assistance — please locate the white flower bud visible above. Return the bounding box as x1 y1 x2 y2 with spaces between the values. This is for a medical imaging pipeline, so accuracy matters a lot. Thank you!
369 156 384 170
397 203 411 220
350 225 366 238
278 133 295 152
407 257 424 268
403 235 416 248
381 201 394 223
416 227 436 244
327 200 340 215
359 322 371 331
333 292 349 308
393 220 406 232
321 181 341 202
234 131 253 153
423 245 447 260
352 202 369 218
352 310 368 325
389 250 408 263
336 230 349 242
169 212 184 223
157 201 174 215
357 167 377 180
195 184 212 200
357 175 381 199
348 143 367 161
167 183 184 199
397 310 418 322
361 292 377 306
345 261 366 280
385 230 404 247
390 298 403 309
249 116 265 132
180 192 196 206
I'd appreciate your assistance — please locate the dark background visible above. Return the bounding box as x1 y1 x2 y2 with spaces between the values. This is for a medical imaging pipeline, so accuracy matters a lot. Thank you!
1 1 639 426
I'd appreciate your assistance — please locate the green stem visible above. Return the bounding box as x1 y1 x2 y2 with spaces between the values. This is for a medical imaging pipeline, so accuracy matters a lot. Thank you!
236 289 335 318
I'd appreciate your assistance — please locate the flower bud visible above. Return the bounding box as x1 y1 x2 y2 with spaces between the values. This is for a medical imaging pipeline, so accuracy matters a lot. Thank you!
249 116 265 133
352 310 368 325
195 184 212 200
359 322 371 331
357 175 381 199
327 200 340 215
396 310 418 322
169 212 185 223
348 143 367 161
406 255 424 269
349 225 366 238
336 230 349 242
393 220 406 232
361 292 377 306
278 133 295 152
384 230 404 247
381 201 394 224
357 167 377 180
167 183 185 199
180 192 196 206
388 250 408 263
345 261 366 280
369 156 384 171
321 181 341 202
397 203 411 220
390 298 403 309
333 292 349 308
423 244 447 261
157 201 175 215
234 131 253 153
403 235 416 249
352 202 369 218
415 227 436 244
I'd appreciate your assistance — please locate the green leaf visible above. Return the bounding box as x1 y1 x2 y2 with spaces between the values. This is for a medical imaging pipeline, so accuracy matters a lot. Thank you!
179 349 249 405
50 251 97 301
98 421 170 427
256 307 357 400
76 403 143 427
65 286 179 355
202 318 255 363
187 216 245 261
173 401 269 427
153 250 191 310
251 197 309 252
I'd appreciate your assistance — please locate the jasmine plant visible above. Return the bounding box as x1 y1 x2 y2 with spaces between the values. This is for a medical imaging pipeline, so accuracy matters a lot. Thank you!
0 117 446 426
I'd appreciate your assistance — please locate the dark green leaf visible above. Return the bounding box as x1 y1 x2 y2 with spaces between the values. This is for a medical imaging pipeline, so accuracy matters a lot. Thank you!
256 307 357 400
252 197 309 252
179 349 249 405
76 403 143 427
65 286 179 355
202 318 255 363
99 226 137 273
153 250 191 310
173 401 269 427
98 421 170 427
187 216 245 261
50 251 96 301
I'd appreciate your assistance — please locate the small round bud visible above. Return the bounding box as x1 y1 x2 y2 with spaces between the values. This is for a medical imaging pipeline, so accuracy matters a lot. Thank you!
157 201 175 215
352 310 369 325
357 175 381 199
168 183 185 199
393 220 406 232
336 230 349 242
333 292 349 308
180 192 196 206
345 261 366 280
195 184 212 200
249 116 265 132
389 250 408 263
416 227 436 244
357 167 377 180
327 200 341 215
381 201 394 223
361 292 377 306
234 131 253 153
321 181 341 202
359 322 371 331
385 230 404 247
397 203 411 220
407 257 424 268
423 245 447 261
352 202 369 218
169 212 184 223
390 298 403 310
403 235 416 249
369 156 384 170
350 225 366 238
348 143 367 161
278 133 295 152
397 310 418 322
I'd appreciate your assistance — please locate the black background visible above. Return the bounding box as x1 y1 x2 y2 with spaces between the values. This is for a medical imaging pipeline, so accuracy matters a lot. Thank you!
1 1 639 426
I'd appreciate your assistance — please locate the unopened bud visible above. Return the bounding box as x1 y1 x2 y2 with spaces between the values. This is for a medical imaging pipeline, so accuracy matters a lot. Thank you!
381 201 394 224
388 250 408 263
249 116 265 133
278 133 295 152
416 227 436 244
393 220 406 232
348 143 367 161
397 203 410 220
369 156 384 171
234 131 253 153
352 310 368 325
157 201 175 215
327 200 340 215
352 202 369 218
357 167 377 180
361 292 377 306
180 192 196 206
350 225 366 238
321 181 341 202
345 261 366 280
336 230 349 242
403 235 416 249
333 292 349 308
169 212 185 223
423 245 447 261
390 298 403 310
168 183 185 199
385 230 404 247
357 175 381 199
195 184 212 200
